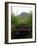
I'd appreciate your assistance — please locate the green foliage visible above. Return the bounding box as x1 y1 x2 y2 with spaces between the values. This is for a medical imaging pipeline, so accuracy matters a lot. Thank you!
11 12 32 31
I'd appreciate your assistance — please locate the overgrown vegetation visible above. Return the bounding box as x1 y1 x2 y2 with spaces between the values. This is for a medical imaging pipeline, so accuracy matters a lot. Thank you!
11 12 32 30
11 12 32 39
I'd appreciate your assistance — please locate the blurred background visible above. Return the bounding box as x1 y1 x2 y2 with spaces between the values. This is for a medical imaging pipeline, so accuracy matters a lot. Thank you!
11 4 32 39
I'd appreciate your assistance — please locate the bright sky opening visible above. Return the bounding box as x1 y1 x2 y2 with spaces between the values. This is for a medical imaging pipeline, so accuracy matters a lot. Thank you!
11 4 33 15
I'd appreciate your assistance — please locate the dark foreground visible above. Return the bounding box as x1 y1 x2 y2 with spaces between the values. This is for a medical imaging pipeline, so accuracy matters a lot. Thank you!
11 26 32 39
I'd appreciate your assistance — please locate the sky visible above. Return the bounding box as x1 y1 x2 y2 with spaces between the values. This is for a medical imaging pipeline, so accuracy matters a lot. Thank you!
11 4 33 15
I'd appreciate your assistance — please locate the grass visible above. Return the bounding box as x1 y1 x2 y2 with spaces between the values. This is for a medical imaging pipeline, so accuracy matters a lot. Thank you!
11 14 32 26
